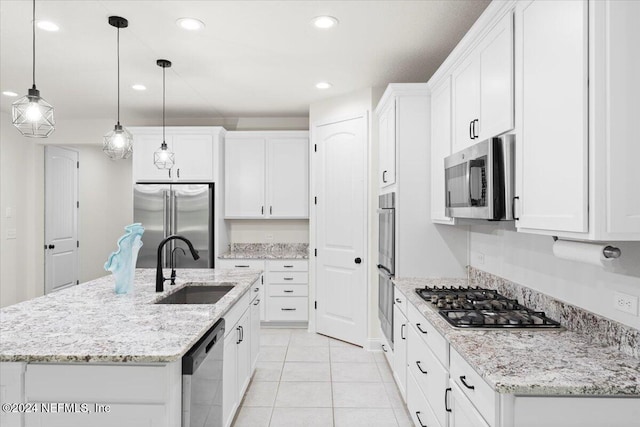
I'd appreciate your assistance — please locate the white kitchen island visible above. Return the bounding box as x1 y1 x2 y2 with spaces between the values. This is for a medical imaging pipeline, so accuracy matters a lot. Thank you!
0 268 262 427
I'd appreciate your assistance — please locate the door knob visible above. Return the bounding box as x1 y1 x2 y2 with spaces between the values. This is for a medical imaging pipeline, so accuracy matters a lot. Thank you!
48 244 55 249
354 257 362 264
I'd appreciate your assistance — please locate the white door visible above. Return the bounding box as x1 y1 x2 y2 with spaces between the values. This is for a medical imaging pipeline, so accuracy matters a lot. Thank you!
44 146 79 294
173 134 214 181
267 138 309 218
224 137 265 218
315 115 367 346
132 134 173 182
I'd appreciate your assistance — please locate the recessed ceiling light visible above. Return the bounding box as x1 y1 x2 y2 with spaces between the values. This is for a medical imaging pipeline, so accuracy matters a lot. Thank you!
2 91 18 97
36 21 59 32
311 16 338 29
132 84 147 91
176 18 205 31
316 82 332 90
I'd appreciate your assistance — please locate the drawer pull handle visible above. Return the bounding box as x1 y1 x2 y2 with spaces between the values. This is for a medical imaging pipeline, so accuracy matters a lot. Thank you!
415 361 428 374
381 344 387 353
253 299 260 305
445 388 452 412
235 265 250 268
415 411 428 427
254 287 259 292
401 323 406 340
283 277 294 281
281 308 296 311
283 265 294 268
395 298 402 303
416 323 428 334
283 290 294 293
460 375 475 390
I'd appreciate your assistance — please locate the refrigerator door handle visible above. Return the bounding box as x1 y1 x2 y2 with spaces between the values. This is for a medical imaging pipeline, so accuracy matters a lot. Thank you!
171 190 178 267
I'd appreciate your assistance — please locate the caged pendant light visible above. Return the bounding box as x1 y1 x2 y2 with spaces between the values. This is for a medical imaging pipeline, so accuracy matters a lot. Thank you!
153 59 175 170
12 0 55 138
103 16 133 160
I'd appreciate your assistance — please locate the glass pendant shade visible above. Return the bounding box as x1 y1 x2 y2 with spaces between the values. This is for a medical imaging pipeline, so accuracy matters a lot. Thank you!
12 90 55 139
103 123 133 159
154 141 175 170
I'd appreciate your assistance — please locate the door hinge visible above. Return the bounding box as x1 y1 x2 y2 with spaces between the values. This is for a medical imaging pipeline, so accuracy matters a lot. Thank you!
76 280 79 285
314 248 317 257
314 196 317 205
314 144 317 152
77 161 79 169
76 201 79 209
314 301 317 310
261 275 264 285
77 241 79 248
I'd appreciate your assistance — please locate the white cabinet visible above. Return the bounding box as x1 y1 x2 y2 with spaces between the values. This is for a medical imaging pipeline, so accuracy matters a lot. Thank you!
222 330 238 427
217 259 265 321
235 310 251 400
392 304 407 400
266 260 309 323
378 99 396 188
452 12 514 152
514 0 640 240
430 77 455 224
514 0 588 234
250 295 261 371
225 131 309 219
130 127 222 183
449 382 490 427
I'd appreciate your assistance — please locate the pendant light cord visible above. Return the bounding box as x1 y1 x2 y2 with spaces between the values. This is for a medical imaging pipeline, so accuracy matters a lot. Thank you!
117 25 120 125
162 65 166 143
32 0 36 88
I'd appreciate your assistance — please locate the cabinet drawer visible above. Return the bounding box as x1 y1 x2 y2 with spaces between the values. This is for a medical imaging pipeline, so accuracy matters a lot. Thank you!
268 284 308 297
218 259 265 270
408 303 449 367
450 347 497 426
407 325 449 427
267 260 308 272
407 369 443 427
269 272 308 284
267 297 308 321
394 286 408 316
380 329 394 368
223 290 251 336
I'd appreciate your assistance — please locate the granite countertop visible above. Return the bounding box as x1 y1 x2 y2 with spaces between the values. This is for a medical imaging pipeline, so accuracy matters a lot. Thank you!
219 243 309 259
0 268 261 364
393 277 640 396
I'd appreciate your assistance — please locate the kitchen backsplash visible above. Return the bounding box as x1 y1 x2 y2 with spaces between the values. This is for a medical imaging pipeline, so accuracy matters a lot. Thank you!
468 266 640 359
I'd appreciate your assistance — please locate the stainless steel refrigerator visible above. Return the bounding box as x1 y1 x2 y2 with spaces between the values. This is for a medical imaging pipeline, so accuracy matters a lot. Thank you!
134 183 214 269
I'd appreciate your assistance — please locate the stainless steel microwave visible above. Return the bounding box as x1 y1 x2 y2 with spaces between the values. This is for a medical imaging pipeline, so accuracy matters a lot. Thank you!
444 135 515 220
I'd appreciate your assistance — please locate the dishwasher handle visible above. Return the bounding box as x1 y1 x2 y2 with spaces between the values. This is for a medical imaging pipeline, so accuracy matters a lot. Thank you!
182 318 225 375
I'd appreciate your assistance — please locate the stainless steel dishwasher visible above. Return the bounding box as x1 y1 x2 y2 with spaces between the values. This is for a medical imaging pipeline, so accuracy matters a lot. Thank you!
182 318 225 427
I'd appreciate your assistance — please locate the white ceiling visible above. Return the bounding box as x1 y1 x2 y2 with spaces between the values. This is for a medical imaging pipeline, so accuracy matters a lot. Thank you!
0 0 489 123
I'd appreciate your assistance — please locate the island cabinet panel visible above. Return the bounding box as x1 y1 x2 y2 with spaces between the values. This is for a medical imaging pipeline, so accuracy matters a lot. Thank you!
0 363 24 427
23 362 181 427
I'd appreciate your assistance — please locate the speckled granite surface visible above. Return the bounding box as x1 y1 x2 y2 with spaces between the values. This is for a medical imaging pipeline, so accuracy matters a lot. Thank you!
468 266 640 359
393 277 640 396
0 268 261 363
219 243 309 259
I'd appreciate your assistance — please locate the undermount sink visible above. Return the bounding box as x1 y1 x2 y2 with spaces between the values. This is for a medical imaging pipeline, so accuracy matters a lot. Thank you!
156 283 235 304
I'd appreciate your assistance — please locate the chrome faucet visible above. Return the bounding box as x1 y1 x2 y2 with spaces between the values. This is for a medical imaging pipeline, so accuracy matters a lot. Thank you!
156 235 200 292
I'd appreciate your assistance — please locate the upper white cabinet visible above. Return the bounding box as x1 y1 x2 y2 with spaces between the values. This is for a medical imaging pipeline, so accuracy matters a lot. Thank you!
514 0 589 234
225 131 309 219
378 100 397 189
452 11 514 153
430 77 455 224
130 127 223 183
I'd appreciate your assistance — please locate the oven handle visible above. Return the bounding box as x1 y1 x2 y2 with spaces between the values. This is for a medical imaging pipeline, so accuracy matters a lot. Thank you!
377 264 392 276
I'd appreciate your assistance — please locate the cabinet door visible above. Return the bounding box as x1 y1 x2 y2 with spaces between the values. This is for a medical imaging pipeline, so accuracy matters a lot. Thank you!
133 134 173 182
430 77 455 224
222 331 238 427
479 12 514 140
449 383 490 427
236 310 251 400
172 134 213 181
379 100 396 188
452 55 480 153
250 296 261 370
225 137 266 218
393 305 408 401
515 0 588 233
267 138 309 218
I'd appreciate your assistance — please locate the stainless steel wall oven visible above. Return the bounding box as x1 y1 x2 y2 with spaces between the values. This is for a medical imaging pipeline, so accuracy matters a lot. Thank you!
377 192 395 348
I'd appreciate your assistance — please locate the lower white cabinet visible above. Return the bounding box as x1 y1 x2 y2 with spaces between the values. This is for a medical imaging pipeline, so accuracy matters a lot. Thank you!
218 260 266 321
407 370 442 427
250 296 261 371
392 305 408 401
449 382 490 427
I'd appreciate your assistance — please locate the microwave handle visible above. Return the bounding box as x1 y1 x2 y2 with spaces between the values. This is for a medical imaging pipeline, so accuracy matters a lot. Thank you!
467 161 472 205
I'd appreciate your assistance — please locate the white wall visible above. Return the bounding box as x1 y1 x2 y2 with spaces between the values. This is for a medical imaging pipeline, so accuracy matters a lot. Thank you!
308 87 386 344
73 145 133 283
227 220 309 244
469 224 640 329
0 112 45 307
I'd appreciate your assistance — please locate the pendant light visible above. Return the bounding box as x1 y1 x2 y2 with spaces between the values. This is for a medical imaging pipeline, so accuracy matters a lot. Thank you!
12 0 55 138
103 16 133 160
154 59 175 170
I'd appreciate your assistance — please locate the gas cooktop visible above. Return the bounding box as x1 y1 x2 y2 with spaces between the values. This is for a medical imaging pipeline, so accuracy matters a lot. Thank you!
415 286 562 329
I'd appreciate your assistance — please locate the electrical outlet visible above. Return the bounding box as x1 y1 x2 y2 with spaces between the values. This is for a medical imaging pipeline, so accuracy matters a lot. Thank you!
265 234 274 241
613 291 638 316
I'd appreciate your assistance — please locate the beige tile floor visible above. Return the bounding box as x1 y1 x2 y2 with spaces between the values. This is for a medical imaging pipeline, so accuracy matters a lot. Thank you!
232 328 413 427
